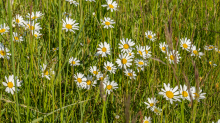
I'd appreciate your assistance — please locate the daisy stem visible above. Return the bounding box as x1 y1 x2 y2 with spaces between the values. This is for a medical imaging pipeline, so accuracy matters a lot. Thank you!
8 0 20 122
181 99 185 123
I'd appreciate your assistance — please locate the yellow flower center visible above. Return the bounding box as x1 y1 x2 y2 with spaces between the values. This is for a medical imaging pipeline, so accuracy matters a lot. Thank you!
29 25 35 30
107 66 111 70
209 61 212 65
107 85 112 90
182 91 188 97
127 73 132 76
0 50 6 56
150 103 154 107
53 48 56 51
193 93 200 98
102 47 107 52
34 34 38 38
208 46 213 49
32 16 38 19
144 121 149 123
145 50 148 54
162 47 166 51
121 58 127 64
129 53 132 56
7 82 13 88
123 44 129 49
148 35 152 39
93 71 98 75
109 4 114 9
77 78 82 83
14 37 19 40
99 77 103 81
66 24 72 29
183 44 188 48
44 71 49 75
193 50 198 55
0 29 6 33
166 91 174 98
105 21 110 25
138 50 142 56
170 55 174 60
16 19 20 23
138 61 144 65
86 80 91 85
72 61 76 65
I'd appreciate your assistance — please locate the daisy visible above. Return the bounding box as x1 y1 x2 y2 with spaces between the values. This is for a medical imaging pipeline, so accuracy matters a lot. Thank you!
33 31 42 39
136 66 144 72
104 61 117 74
209 61 217 67
144 97 158 109
0 43 11 59
116 53 132 69
97 42 111 57
124 69 136 79
13 14 25 27
150 106 162 115
13 32 23 42
89 66 99 76
190 45 204 58
143 116 151 123
85 75 97 89
180 38 191 51
165 50 181 64
159 83 181 104
74 73 87 88
25 21 42 32
0 23 9 35
118 38 135 53
52 47 59 51
135 59 147 67
136 45 147 59
143 45 152 58
62 17 79 33
2 75 22 95
27 11 44 20
179 84 191 101
204 45 214 51
104 81 118 95
190 87 206 102
145 31 156 42
67 0 79 6
101 17 115 29
127 50 135 58
69 57 80 66
40 64 55 80
101 0 118 12
159 42 168 53
215 48 220 54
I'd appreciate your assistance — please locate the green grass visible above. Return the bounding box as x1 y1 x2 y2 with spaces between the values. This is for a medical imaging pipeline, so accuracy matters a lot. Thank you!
0 0 220 122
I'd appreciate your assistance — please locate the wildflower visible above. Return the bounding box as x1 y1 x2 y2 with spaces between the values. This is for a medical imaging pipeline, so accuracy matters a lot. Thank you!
66 0 79 6
159 42 168 53
159 83 181 104
179 85 191 101
69 57 80 66
145 31 156 42
13 32 23 42
165 50 181 64
27 11 44 20
104 61 117 74
136 45 147 59
85 75 97 89
209 61 217 67
190 87 206 102
180 38 191 51
89 66 99 76
25 21 42 32
190 45 204 58
204 45 214 51
144 97 158 109
13 14 25 27
97 42 111 57
52 47 59 51
101 0 118 12
119 38 135 53
143 45 152 58
40 64 55 80
0 23 9 35
116 53 132 69
127 50 135 58
150 106 162 115
0 43 11 59
135 59 147 67
124 69 136 79
143 116 152 123
136 66 144 72
101 17 115 29
2 75 22 95
215 48 220 54
33 31 42 39
104 81 118 94
74 73 87 88
62 17 79 33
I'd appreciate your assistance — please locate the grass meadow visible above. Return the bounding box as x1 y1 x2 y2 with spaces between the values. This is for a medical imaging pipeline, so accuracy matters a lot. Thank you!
0 0 220 122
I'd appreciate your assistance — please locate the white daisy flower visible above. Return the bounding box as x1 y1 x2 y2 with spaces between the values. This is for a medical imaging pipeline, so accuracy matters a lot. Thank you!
27 11 44 20
25 21 42 32
40 64 55 80
136 45 147 59
2 75 22 95
0 43 11 59
118 38 135 53
165 50 181 64
135 58 147 67
33 31 42 39
144 97 158 109
74 73 87 88
145 30 156 42
85 75 97 89
116 53 132 69
159 42 168 53
0 23 9 35
209 61 217 67
13 32 23 42
52 47 59 51
159 83 181 104
89 66 99 76
180 38 191 51
143 45 152 58
66 0 79 6
190 45 204 58
190 87 206 102
104 61 117 74
104 81 118 95
62 17 79 33
69 57 80 66
136 66 144 72
101 17 115 29
101 0 118 12
143 116 152 123
215 48 220 54
127 50 135 58
97 42 111 57
13 14 25 27
124 69 136 79
179 84 191 101
150 106 162 115
204 45 214 51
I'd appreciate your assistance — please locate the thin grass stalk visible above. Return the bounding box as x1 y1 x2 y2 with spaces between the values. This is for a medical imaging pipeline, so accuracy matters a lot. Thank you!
8 0 20 122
